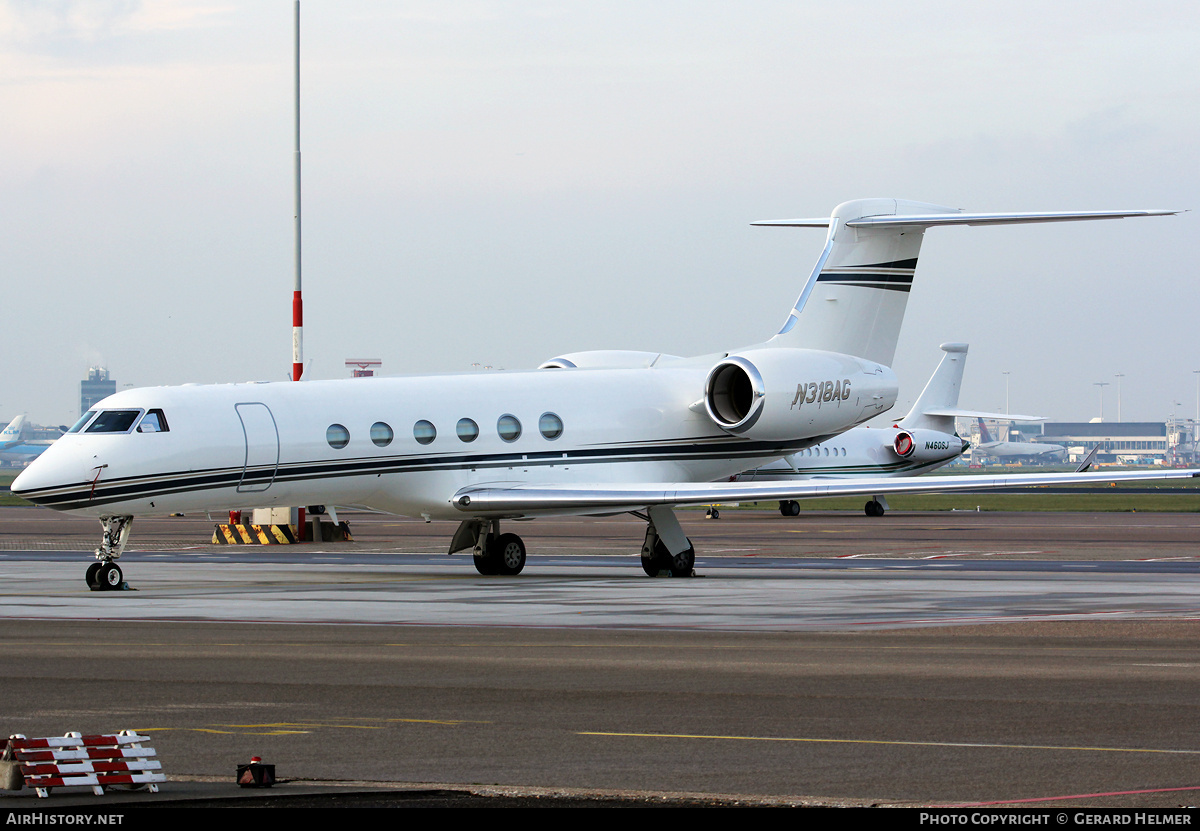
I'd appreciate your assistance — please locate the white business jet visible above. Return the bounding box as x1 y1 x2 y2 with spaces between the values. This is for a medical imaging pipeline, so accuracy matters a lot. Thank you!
12 198 1190 590
737 342 1045 517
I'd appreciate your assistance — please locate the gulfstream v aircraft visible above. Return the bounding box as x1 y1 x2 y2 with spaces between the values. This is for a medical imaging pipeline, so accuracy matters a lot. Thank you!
736 342 1045 517
12 198 1191 590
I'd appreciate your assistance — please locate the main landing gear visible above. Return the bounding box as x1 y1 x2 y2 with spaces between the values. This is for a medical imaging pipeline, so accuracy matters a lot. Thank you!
638 506 694 578
451 519 527 575
449 506 696 578
778 500 801 517
778 499 888 517
87 515 133 591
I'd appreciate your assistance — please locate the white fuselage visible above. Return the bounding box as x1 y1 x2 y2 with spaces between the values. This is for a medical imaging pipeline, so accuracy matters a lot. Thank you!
15 354 899 520
736 424 966 482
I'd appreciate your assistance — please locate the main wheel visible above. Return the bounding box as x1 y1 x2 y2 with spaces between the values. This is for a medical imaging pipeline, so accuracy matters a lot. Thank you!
864 500 885 517
645 539 694 577
641 550 664 577
779 500 800 517
493 533 526 576
667 544 695 577
472 534 499 575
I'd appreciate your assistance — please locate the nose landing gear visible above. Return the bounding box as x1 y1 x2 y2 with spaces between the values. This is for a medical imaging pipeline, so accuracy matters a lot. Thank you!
87 515 133 591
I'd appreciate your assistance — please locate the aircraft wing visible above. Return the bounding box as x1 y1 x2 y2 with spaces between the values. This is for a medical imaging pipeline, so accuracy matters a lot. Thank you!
452 469 1200 515
921 408 1046 422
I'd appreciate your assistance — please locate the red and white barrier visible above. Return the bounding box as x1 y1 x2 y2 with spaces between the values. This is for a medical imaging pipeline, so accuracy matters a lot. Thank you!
5 731 164 798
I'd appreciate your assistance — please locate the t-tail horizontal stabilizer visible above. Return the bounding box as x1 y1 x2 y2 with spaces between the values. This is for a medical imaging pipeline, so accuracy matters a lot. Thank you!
757 201 1180 367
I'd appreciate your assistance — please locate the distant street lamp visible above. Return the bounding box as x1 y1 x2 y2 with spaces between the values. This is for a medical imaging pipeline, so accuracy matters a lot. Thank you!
1114 373 1124 422
1003 371 1011 416
1094 382 1109 421
1193 370 1200 443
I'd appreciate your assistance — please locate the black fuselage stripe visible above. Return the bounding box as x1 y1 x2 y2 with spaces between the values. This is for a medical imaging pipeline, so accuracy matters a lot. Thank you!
18 437 824 509
817 272 914 284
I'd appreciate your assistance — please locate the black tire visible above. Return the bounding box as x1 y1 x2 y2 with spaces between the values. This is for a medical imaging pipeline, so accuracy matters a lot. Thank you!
710 509 719 520
85 562 102 589
651 539 694 578
493 533 526 576
864 500 885 517
668 545 695 578
472 534 499 575
641 551 663 577
779 500 800 517
95 563 123 591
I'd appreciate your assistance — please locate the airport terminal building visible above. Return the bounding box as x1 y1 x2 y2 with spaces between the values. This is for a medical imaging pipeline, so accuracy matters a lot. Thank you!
1039 422 1171 465
966 420 1194 467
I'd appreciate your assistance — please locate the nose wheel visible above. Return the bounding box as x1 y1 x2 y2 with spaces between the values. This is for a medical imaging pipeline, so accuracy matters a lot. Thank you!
86 561 124 591
87 515 133 591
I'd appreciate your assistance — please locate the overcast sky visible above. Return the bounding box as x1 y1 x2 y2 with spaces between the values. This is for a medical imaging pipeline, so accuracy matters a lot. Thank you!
2 1 1197 428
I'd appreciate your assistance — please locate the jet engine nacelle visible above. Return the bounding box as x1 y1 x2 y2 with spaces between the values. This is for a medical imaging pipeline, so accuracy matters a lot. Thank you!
703 348 897 441
538 350 682 370
890 428 963 462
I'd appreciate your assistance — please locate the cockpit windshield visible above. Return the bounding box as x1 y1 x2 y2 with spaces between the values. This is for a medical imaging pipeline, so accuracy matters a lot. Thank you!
84 410 143 434
67 411 97 434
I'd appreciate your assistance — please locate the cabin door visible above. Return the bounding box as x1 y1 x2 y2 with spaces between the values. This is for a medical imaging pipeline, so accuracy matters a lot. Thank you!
235 403 279 493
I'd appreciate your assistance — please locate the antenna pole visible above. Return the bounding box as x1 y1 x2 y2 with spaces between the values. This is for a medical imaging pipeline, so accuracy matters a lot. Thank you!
292 0 303 381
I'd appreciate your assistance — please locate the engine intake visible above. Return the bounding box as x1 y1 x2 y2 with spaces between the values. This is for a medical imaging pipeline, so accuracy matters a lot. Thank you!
704 357 764 433
701 348 898 442
887 428 963 462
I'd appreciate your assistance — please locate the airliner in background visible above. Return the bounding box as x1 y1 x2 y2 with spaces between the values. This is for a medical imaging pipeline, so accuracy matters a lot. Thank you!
736 342 1045 517
12 198 1190 590
974 417 1066 462
0 415 56 467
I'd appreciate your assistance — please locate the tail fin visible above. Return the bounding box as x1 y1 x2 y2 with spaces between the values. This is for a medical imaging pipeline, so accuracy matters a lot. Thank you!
977 418 994 444
897 343 967 432
756 201 1179 366
0 415 25 449
761 198 946 366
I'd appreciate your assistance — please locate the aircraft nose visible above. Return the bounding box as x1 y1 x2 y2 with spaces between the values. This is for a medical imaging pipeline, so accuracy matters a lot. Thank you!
11 443 91 508
12 458 60 501
12 464 44 501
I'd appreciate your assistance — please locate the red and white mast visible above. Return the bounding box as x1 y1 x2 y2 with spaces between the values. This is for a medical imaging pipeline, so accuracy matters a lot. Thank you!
291 0 303 382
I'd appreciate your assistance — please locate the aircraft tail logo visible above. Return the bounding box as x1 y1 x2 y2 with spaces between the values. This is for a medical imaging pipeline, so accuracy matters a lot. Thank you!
977 417 995 444
0 415 25 448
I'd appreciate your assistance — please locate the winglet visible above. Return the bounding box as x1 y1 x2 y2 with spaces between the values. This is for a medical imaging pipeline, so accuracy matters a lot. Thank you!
1075 445 1100 472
